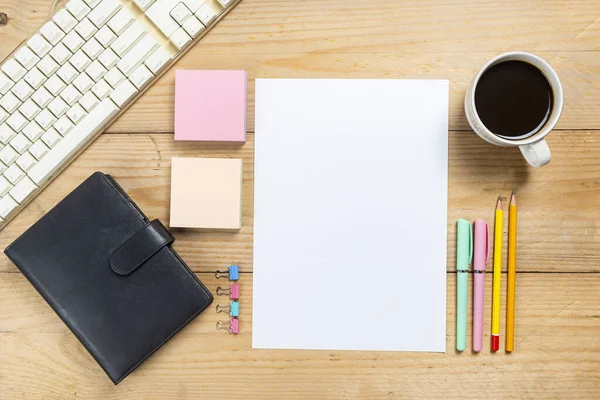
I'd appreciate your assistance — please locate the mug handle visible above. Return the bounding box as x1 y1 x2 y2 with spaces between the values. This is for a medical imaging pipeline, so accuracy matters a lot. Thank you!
519 139 552 167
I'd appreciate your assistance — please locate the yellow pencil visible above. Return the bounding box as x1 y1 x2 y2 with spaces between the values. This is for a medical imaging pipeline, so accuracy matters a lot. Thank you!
491 195 503 351
506 190 517 352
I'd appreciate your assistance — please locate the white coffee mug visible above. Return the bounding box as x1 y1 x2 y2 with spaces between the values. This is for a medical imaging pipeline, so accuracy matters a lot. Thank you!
464 52 563 167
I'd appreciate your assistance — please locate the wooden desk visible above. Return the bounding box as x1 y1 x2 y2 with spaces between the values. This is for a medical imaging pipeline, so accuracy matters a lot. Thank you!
1 1 599 398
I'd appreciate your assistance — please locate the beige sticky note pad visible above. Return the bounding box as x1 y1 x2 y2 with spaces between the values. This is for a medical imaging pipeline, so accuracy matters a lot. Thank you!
170 157 243 230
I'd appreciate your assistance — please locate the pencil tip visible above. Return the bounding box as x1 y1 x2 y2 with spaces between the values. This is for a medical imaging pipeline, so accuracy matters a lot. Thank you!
510 190 516 206
496 195 502 209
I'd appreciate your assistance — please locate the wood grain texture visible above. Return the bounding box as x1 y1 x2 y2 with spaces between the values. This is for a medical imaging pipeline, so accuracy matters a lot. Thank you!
1 0 599 398
0 131 598 273
1 273 599 399
1 2 600 132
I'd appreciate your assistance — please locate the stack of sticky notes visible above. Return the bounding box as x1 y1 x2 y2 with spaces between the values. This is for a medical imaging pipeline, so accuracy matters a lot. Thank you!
175 70 247 142
170 157 243 230
170 70 247 230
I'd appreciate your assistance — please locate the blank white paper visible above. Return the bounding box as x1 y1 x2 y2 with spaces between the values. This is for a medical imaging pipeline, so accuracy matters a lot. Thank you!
253 79 449 352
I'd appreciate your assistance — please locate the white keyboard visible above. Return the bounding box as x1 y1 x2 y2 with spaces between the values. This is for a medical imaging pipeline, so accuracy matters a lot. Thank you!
0 0 241 231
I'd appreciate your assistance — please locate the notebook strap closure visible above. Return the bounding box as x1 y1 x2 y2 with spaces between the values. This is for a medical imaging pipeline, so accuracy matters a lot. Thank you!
109 219 175 276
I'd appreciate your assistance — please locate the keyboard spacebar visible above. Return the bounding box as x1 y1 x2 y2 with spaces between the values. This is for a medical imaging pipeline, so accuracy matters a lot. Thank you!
29 99 120 186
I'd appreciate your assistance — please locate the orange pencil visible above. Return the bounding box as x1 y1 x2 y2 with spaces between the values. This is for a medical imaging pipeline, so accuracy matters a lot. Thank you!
506 190 517 352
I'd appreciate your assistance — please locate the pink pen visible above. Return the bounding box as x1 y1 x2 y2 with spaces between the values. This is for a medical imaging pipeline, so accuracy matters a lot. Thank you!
473 219 489 352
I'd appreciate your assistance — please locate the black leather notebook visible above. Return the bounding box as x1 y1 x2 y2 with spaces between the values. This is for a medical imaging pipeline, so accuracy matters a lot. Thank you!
5 172 213 384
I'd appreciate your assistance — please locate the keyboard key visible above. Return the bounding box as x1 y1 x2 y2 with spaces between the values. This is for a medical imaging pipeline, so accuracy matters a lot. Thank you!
18 99 41 120
60 84 83 106
10 133 32 154
0 108 7 124
73 72 94 92
88 0 122 28
0 143 19 164
0 124 17 145
66 0 91 21
105 67 125 88
63 30 86 53
27 34 53 58
0 92 22 113
55 115 75 136
111 22 146 57
84 0 102 7
40 21 66 45
50 43 73 65
4 163 26 185
57 63 78 84
24 67 47 90
130 64 153 89
44 75 67 96
0 176 11 197
22 121 44 141
2 59 27 81
144 47 172 74
42 129 62 148
29 140 50 160
48 97 70 118
14 47 40 70
0 161 6 175
0 194 18 218
196 3 217 25
170 28 192 51
69 50 92 72
183 16 204 38
9 175 38 203
183 0 206 13
91 79 111 99
35 109 58 130
29 98 119 185
82 37 104 59
6 112 28 133
67 104 87 123
0 72 15 94
108 8 135 35
31 87 53 108
16 152 36 172
117 35 159 76
75 18 98 41
95 26 117 48
37 55 60 77
110 79 138 107
98 48 119 69
79 91 100 112
170 3 192 25
133 0 156 11
146 0 180 37
11 80 34 102
85 60 107 81
53 9 79 33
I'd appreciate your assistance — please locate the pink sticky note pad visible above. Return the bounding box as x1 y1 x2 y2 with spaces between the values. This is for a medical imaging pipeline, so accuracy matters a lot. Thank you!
175 70 247 142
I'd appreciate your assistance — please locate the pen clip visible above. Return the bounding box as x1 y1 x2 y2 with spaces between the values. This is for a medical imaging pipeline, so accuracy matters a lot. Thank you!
468 222 473 265
485 221 490 265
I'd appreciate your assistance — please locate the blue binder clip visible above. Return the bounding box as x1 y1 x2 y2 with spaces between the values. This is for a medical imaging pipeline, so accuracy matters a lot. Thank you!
216 301 240 317
215 265 239 281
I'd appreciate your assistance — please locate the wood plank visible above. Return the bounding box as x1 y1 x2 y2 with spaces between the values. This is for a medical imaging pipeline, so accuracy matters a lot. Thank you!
112 51 600 133
0 131 598 273
1 273 599 399
0 2 599 131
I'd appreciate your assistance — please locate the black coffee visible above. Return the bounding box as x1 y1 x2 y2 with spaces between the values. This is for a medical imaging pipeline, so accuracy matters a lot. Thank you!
474 60 553 139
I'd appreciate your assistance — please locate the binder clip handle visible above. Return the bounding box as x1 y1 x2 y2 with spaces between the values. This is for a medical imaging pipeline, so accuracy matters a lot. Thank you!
217 284 240 300
216 302 240 317
215 265 239 281
216 318 239 334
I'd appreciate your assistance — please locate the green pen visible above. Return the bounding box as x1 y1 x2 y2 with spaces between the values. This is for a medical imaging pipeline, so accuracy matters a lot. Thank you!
456 219 473 352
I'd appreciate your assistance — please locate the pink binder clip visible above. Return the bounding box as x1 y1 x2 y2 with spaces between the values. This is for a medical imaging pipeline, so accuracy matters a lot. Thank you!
216 318 239 334
217 284 240 300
